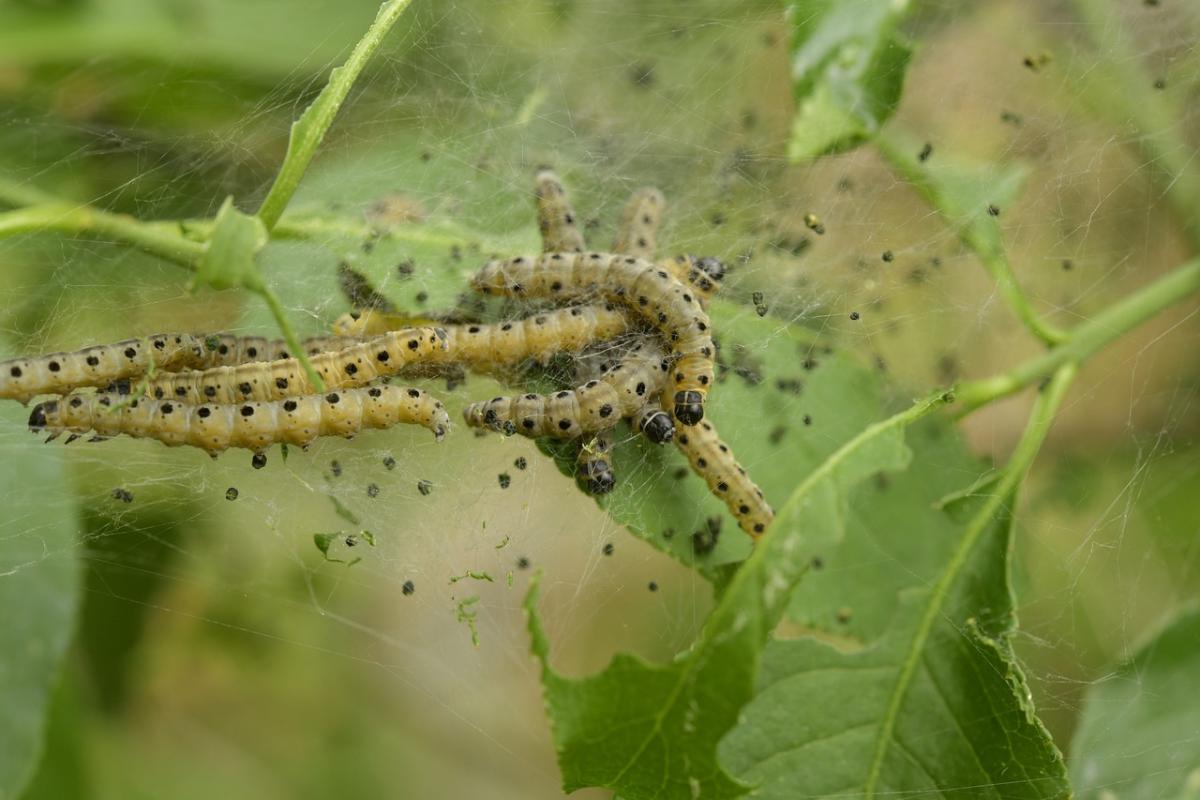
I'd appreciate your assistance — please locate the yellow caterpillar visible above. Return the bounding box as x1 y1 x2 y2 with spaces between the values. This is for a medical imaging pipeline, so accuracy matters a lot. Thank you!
469 251 715 425
140 327 448 404
0 333 209 403
612 187 664 261
535 169 587 253
671 409 773 539
575 430 616 494
462 340 675 442
29 385 449 455
441 305 632 374
192 333 362 367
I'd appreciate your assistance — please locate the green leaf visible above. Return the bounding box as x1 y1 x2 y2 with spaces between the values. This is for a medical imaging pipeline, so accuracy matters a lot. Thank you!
786 0 916 161
0 404 80 798
192 196 267 292
526 393 949 800
719 373 1075 800
1070 607 1200 799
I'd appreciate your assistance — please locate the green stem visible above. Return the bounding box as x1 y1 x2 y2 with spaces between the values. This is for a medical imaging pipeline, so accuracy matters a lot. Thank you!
865 363 1077 798
875 134 1067 346
255 0 416 232
0 176 61 208
249 279 327 393
0 204 205 268
957 255 1200 411
1070 0 1200 250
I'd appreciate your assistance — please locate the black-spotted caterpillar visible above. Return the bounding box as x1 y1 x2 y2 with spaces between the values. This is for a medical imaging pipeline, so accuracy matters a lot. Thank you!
670 408 773 538
0 332 364 403
140 327 448 404
470 252 715 425
462 340 674 442
30 385 449 455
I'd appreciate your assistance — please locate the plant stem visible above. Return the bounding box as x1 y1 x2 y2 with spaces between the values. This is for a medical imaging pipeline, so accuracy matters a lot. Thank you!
249 280 326 393
0 204 204 268
875 134 1067 346
0 176 61 208
255 0 416 232
957 255 1200 411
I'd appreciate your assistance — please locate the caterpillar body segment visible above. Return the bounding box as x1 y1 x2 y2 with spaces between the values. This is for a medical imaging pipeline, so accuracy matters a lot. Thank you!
535 170 586 254
669 407 773 539
332 309 449 337
0 333 209 403
469 252 715 424
191 334 363 368
29 385 450 455
141 327 448 405
462 341 670 440
612 187 665 261
440 304 632 373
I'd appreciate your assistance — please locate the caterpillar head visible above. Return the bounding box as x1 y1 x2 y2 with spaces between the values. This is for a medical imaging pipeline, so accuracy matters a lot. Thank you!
28 401 53 431
639 410 675 444
692 256 726 284
579 458 616 495
673 391 704 425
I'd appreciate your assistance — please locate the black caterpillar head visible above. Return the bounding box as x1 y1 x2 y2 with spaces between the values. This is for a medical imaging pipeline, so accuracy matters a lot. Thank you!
673 391 704 425
28 402 52 431
639 410 675 444
580 459 616 495
692 256 726 283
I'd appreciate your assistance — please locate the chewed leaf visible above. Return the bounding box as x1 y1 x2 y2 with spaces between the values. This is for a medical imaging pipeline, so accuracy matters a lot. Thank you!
0 403 81 798
1070 607 1200 799
721 417 1068 799
527 394 945 800
786 0 916 161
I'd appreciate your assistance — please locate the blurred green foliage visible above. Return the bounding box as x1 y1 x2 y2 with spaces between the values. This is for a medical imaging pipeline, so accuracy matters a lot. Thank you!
0 0 1197 798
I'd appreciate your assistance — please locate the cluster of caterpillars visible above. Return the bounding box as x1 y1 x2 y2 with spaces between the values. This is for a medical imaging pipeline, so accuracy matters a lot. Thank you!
0 172 773 538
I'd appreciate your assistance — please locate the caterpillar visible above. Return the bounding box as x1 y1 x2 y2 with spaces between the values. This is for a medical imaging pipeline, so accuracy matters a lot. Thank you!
191 333 364 368
28 385 450 455
461 340 675 442
469 252 715 425
612 187 664 261
576 430 616 494
535 170 586 254
671 410 773 539
0 333 211 403
140 327 448 404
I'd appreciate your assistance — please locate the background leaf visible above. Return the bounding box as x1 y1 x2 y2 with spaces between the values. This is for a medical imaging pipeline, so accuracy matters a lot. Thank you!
786 0 915 161
0 403 81 798
1070 607 1200 799
720 422 1069 799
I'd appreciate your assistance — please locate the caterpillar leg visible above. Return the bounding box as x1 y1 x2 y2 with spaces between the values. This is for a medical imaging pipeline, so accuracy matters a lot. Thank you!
667 403 772 539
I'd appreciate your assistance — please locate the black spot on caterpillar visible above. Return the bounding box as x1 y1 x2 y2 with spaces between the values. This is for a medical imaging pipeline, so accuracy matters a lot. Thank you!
0 333 208 403
535 170 586 254
612 187 664 261
668 404 772 538
462 340 674 441
470 252 715 425
29 385 450 455
141 327 449 404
